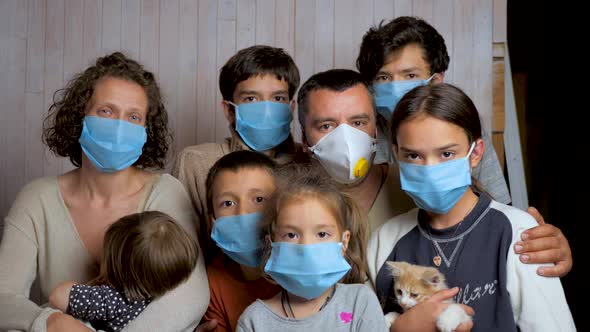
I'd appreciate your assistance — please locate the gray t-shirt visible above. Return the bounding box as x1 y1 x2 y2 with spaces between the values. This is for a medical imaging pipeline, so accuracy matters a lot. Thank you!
236 283 388 332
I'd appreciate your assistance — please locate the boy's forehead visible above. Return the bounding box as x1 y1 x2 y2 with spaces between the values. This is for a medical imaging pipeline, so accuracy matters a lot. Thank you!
382 43 431 73
234 73 289 94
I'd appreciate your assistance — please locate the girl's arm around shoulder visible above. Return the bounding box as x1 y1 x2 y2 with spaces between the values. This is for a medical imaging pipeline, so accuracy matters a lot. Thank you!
492 202 576 331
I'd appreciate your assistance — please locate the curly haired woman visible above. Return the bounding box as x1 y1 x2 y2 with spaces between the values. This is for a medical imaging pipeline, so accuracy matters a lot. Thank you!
0 52 209 332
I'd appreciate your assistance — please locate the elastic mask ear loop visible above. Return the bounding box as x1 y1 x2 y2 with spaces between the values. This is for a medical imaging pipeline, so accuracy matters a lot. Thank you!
426 74 436 83
466 142 476 174
226 101 238 109
466 142 476 158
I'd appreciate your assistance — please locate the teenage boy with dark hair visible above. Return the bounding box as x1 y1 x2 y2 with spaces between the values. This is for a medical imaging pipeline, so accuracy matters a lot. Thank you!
356 16 511 206
173 45 300 239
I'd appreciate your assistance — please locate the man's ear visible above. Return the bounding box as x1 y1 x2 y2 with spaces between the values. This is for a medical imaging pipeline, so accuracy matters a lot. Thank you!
301 128 309 152
469 138 485 168
222 100 235 124
289 99 297 114
341 230 351 255
432 72 445 84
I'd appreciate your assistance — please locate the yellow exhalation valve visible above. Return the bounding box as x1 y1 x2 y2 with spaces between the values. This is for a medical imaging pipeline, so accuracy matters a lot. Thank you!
353 158 369 178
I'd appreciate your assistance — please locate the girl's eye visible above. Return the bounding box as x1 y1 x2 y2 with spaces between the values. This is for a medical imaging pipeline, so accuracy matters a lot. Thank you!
286 233 297 239
442 151 454 159
243 96 257 103
317 231 329 239
99 109 112 115
222 201 235 208
255 196 265 203
406 153 420 160
129 114 141 122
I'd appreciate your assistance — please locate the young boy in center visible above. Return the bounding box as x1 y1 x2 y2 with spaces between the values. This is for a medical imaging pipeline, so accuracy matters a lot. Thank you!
200 150 281 331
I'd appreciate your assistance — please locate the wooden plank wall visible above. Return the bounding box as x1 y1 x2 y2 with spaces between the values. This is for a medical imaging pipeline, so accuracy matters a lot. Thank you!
0 0 497 224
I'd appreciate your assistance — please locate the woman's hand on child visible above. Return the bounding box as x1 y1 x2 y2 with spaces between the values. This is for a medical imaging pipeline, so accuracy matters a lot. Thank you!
513 207 572 277
47 312 94 332
389 287 473 332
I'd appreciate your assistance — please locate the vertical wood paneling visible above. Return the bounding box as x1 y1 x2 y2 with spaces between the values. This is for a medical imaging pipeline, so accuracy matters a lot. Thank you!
159 0 180 163
452 0 474 96
26 0 46 94
275 0 295 56
373 0 394 26
394 0 413 17
413 0 434 22
176 0 199 148
236 0 256 51
102 0 122 54
314 0 334 72
43 0 65 176
293 0 315 141
215 0 236 143
493 0 506 42
334 0 372 70
140 0 160 73
433 0 454 82
473 0 493 131
83 0 103 65
25 93 45 180
121 0 141 60
64 0 84 82
351 1 374 69
25 0 47 182
334 0 353 68
196 0 217 143
0 0 27 217
255 0 275 45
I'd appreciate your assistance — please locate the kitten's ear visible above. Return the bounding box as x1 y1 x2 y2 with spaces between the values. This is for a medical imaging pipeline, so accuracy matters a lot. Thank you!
421 268 445 286
386 261 404 278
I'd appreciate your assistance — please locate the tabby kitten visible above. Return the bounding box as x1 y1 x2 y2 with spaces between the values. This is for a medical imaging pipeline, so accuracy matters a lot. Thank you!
384 261 471 332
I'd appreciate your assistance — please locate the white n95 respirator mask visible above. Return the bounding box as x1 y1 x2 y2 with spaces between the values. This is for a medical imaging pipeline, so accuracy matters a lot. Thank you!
309 124 377 184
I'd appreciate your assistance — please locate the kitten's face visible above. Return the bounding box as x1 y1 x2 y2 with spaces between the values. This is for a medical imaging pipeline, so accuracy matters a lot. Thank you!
387 261 448 311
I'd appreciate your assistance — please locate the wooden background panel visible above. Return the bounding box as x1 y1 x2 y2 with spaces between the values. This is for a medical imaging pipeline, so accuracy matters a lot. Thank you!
0 0 497 228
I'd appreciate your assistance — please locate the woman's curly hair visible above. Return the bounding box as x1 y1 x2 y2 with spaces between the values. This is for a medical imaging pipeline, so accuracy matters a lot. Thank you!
42 52 172 169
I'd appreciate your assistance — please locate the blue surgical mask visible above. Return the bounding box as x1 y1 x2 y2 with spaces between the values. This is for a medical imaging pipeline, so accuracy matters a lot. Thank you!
211 212 263 268
79 116 147 173
264 241 351 300
373 75 435 120
229 101 293 152
399 143 475 214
